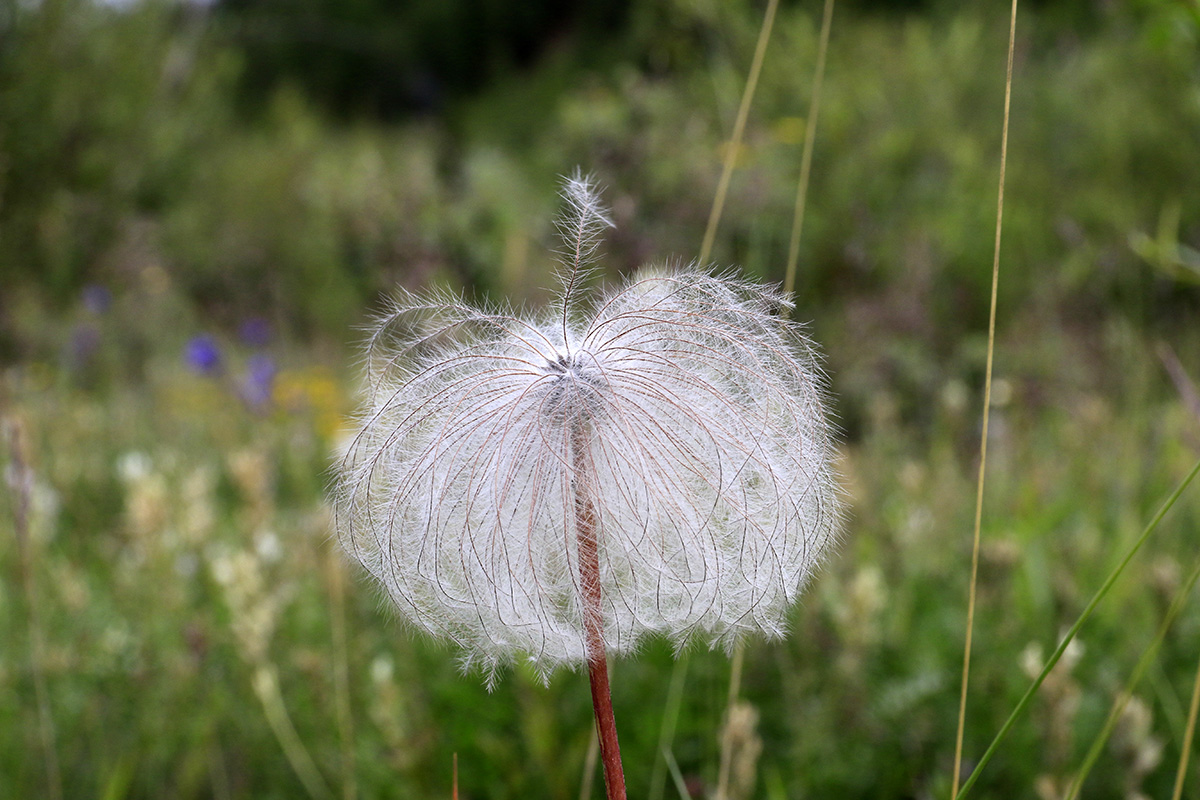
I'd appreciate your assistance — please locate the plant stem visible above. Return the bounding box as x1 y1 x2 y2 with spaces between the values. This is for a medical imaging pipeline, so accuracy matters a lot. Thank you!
574 436 627 800
1065 552 1200 799
699 0 779 267
783 0 835 300
4 415 63 800
951 1 1018 795
325 547 357 800
715 644 745 800
1173 649 1200 800
955 454 1200 799
586 650 625 800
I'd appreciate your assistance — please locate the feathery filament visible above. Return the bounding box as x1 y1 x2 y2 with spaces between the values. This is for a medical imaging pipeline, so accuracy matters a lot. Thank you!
336 176 840 683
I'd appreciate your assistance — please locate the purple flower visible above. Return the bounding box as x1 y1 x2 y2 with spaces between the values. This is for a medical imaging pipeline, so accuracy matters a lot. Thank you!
82 284 112 315
239 353 277 410
238 317 272 348
185 335 222 375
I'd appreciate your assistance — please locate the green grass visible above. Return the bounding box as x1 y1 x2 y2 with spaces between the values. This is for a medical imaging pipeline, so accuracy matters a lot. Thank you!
3 270 1199 799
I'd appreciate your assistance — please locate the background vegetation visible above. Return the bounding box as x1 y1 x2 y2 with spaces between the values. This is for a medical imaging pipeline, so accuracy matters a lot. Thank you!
2 0 1199 797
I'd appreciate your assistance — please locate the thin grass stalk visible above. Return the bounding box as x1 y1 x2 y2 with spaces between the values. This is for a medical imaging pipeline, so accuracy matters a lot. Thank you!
325 547 357 800
579 728 599 800
709 2 822 790
783 0 835 300
1064 554 1200 799
573 427 627 800
699 0 779 266
955 454 1200 799
714 644 746 800
452 753 459 800
700 3 801 777
252 664 334 800
950 1 1019 795
209 739 232 800
1172 650 1200 800
4 414 63 800
700 5 778 790
662 746 692 800
648 654 691 800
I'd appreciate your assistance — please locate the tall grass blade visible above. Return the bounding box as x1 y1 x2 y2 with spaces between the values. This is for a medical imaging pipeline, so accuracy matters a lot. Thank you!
955 455 1200 799
579 728 599 800
648 653 690 800
783 0 835 301
1064 554 1200 798
325 548 357 800
661 746 692 800
252 664 334 800
699 0 779 266
714 644 746 800
3 414 64 800
1172 650 1200 800
950 1 1019 795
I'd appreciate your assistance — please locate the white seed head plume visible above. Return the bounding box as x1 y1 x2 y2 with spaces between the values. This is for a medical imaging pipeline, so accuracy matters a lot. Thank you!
555 170 614 345
336 175 841 684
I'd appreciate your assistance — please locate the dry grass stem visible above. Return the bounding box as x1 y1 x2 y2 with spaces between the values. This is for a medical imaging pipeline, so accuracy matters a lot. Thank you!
783 0 836 300
699 0 780 266
715 644 746 800
1172 650 1200 800
4 414 63 800
325 547 358 800
952 1 1019 795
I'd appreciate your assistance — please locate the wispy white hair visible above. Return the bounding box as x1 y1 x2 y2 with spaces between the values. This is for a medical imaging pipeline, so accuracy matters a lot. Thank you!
335 175 840 682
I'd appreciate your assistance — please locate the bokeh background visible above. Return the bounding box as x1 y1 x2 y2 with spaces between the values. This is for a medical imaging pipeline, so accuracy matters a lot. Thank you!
2 0 1200 797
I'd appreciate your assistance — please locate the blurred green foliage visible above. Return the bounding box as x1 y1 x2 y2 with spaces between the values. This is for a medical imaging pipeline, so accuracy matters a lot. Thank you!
2 0 1200 797
2 0 1198 355
212 0 632 118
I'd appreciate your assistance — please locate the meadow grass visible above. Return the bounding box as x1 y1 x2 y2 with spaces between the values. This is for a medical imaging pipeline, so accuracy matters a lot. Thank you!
3 293 1198 799
3 2 1200 798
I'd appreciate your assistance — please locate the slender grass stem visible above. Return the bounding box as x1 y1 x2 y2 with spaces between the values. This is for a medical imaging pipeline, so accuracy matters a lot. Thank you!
325 547 357 800
579 727 599 800
783 0 835 300
4 415 63 800
955 455 1200 799
662 746 692 800
951 1 1018 795
1172 649 1200 800
252 664 334 800
648 653 690 800
714 644 746 800
699 0 779 266
1064 553 1200 799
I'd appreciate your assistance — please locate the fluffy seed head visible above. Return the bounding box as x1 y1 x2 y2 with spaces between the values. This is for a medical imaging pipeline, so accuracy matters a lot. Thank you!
335 176 841 681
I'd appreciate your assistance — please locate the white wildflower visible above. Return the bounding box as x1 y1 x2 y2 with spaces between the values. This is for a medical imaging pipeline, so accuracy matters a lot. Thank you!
335 174 840 680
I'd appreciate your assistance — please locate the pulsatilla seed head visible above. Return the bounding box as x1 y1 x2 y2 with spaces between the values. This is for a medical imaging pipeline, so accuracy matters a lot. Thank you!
334 174 841 683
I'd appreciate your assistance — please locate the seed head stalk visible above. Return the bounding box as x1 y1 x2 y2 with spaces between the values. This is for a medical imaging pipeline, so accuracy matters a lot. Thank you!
572 420 626 799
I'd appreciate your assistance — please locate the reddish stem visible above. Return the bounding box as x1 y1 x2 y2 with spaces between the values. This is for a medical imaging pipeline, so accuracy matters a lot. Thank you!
574 446 627 800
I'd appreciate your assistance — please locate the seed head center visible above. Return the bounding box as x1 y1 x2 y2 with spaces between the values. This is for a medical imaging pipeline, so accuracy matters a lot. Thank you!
540 349 603 421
